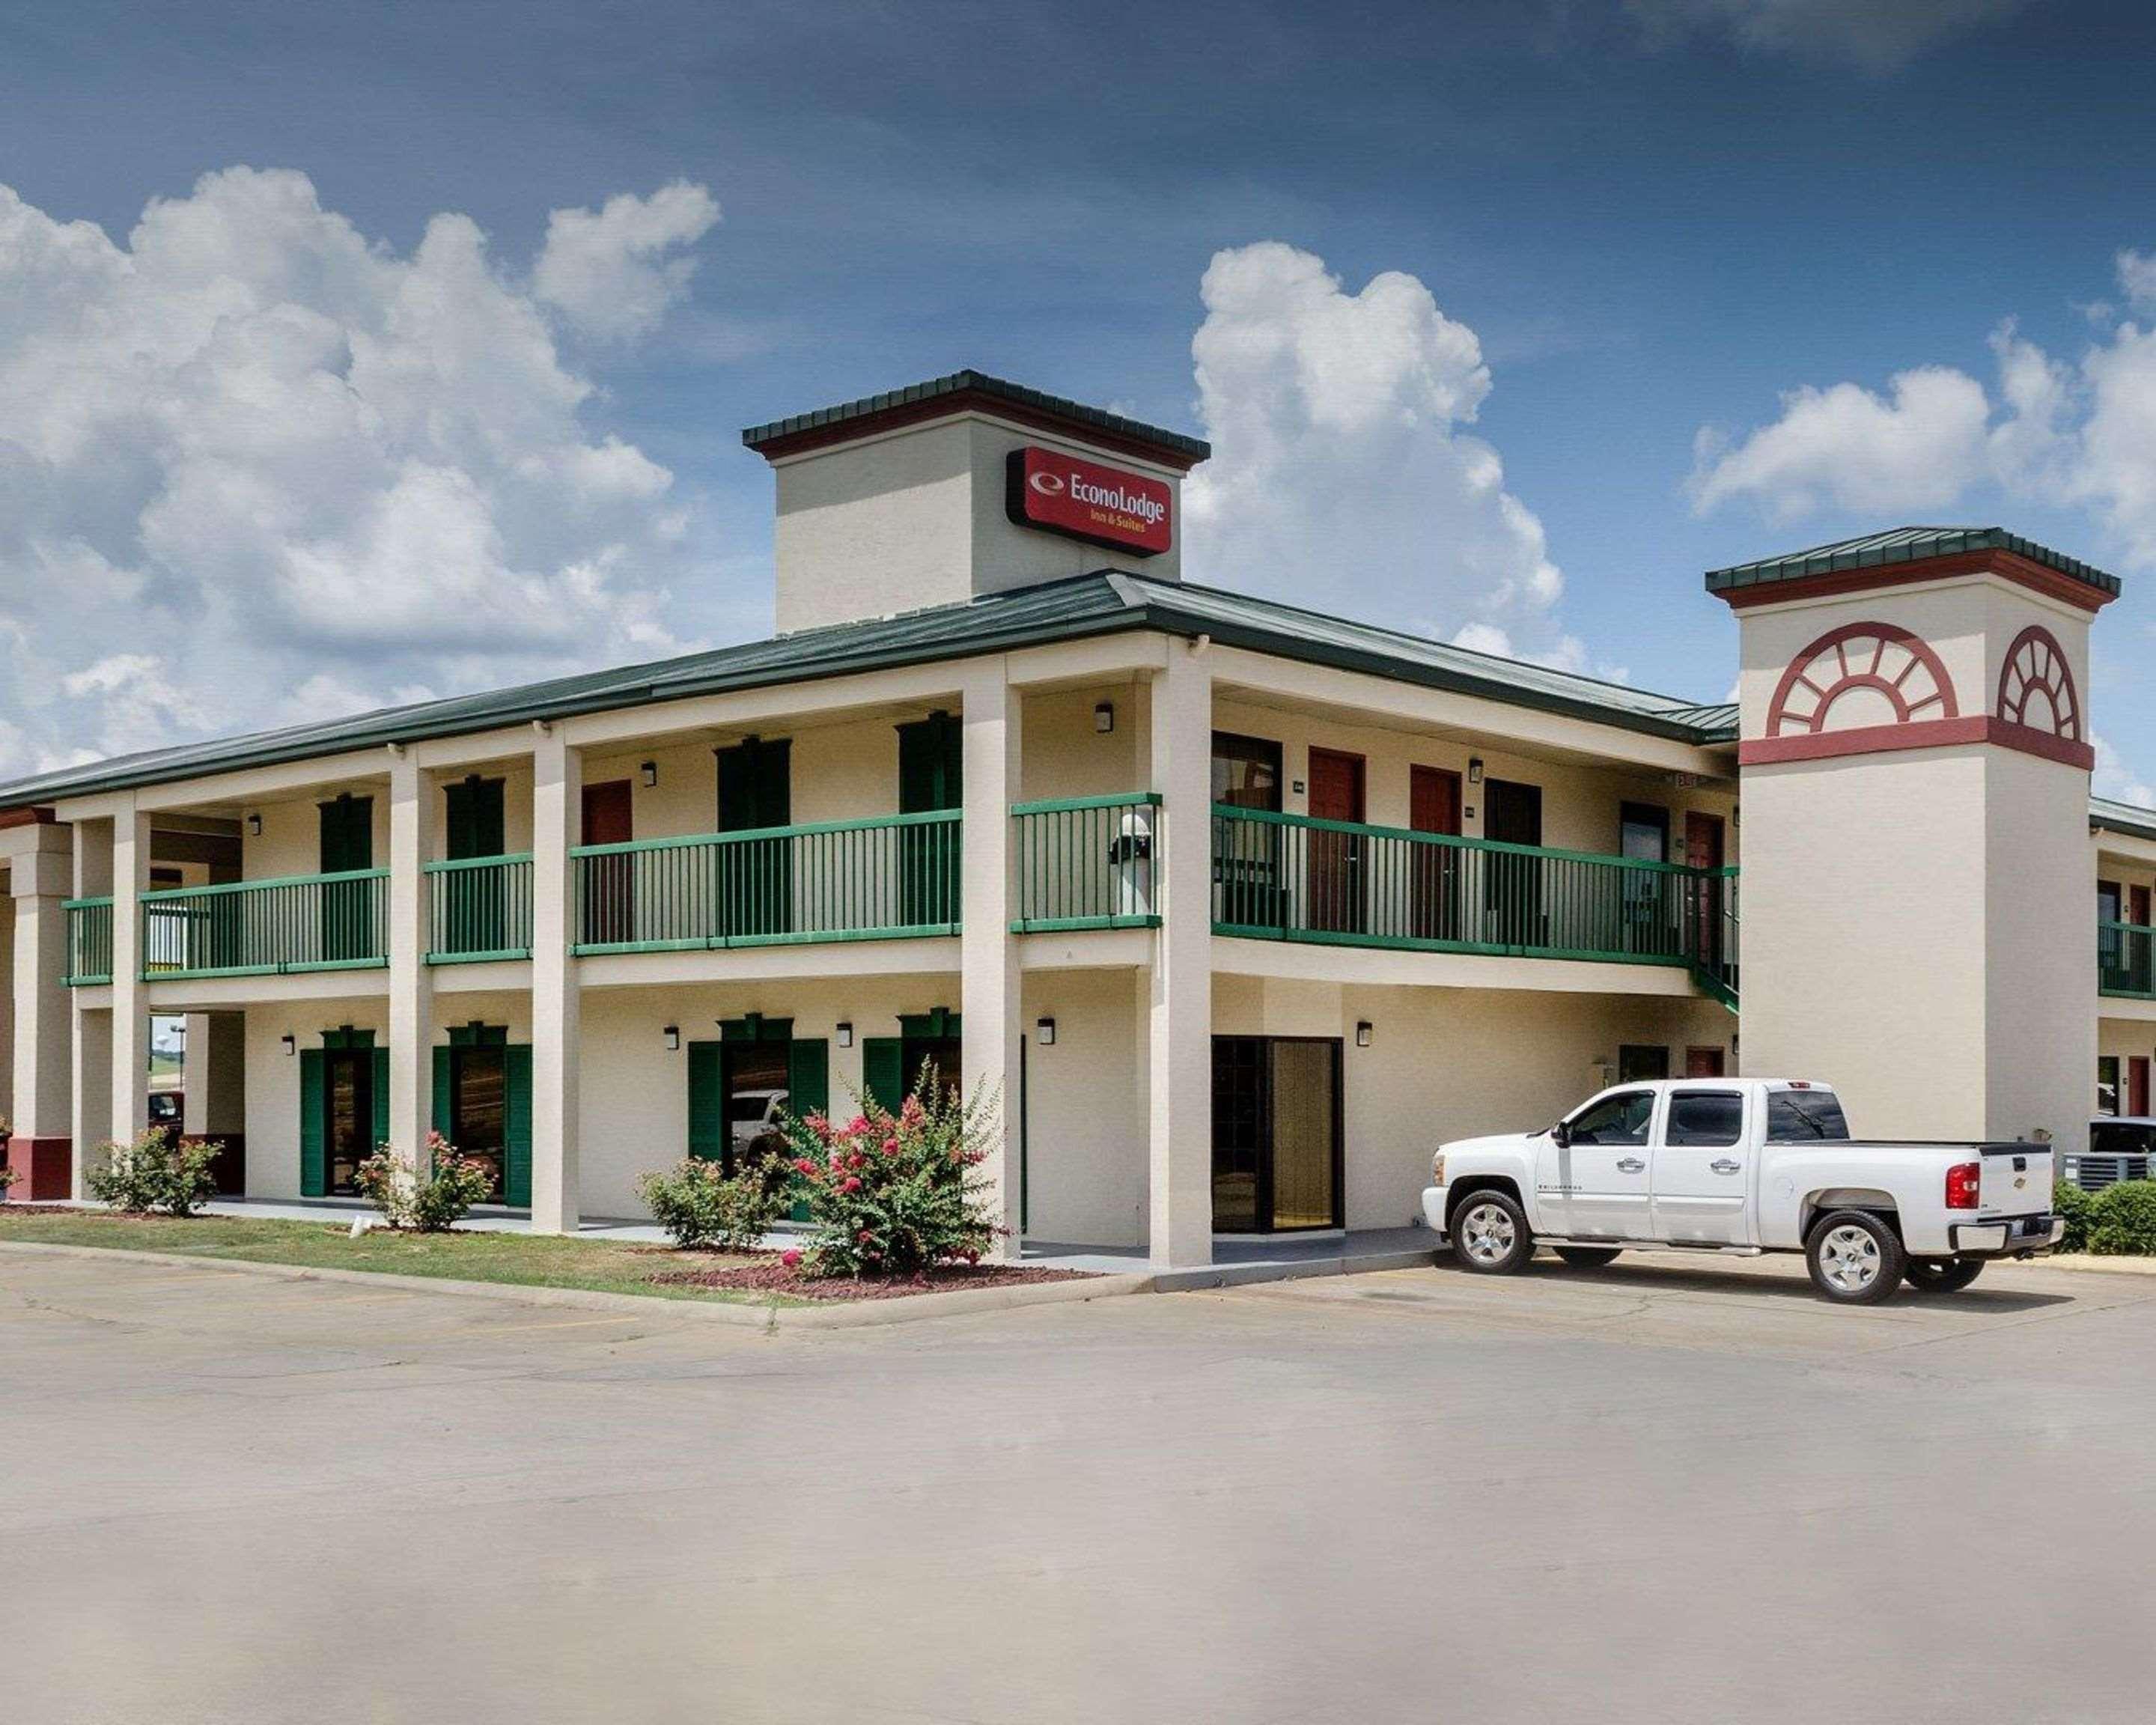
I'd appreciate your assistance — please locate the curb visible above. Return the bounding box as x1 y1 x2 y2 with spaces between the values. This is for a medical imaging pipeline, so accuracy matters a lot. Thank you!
0 1240 1157 1330
1153 1247 1437 1291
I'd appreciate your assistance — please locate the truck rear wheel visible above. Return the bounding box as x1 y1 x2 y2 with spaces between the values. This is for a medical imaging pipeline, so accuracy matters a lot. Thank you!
1904 1257 1985 1294
1805 1210 1906 1304
1450 1191 1534 1275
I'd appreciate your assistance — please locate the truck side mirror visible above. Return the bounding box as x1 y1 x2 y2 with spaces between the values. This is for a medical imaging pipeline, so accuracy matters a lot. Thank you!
1550 1120 1571 1149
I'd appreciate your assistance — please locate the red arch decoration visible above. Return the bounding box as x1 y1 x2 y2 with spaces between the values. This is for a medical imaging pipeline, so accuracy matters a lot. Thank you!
1764 621 1959 739
1995 624 2082 742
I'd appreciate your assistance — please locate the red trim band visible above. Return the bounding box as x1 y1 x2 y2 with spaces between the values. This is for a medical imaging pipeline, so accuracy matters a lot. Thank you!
1741 715 2095 769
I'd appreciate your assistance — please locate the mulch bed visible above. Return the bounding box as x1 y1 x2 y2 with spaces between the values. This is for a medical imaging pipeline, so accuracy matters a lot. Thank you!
649 1260 1098 1302
0 1204 91 1216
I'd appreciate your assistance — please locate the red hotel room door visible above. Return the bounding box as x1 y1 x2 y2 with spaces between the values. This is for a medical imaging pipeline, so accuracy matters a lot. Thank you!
1409 765 1462 941
1306 748 1365 934
2130 1056 2152 1119
579 779 634 946
1685 812 1726 967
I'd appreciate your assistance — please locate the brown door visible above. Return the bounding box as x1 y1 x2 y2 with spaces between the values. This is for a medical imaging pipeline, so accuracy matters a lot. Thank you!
1685 812 1726 968
2131 1056 2152 1119
579 780 634 946
1306 748 1365 934
1685 1046 1726 1079
1409 765 1462 941
1483 779 1544 947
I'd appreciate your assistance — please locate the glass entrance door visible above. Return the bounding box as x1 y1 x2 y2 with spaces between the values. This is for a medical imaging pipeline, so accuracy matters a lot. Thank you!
324 1047 374 1196
1211 1036 1343 1233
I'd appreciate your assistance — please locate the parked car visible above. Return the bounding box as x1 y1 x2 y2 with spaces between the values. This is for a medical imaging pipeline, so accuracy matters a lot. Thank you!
1422 1079 2062 1304
2066 1118 2156 1191
730 1089 791 1166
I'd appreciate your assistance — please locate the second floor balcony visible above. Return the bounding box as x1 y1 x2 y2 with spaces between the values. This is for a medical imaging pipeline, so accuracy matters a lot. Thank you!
2100 919 2156 1001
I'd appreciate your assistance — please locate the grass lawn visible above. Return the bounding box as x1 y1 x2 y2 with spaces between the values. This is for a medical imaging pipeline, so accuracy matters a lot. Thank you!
0 1208 804 1306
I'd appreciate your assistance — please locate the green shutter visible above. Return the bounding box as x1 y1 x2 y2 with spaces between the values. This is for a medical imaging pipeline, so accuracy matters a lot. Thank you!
785 1039 829 1220
432 1046 452 1141
862 1038 905 1116
371 1047 390 1152
299 1049 326 1197
505 1044 532 1208
897 712 962 812
686 1041 725 1163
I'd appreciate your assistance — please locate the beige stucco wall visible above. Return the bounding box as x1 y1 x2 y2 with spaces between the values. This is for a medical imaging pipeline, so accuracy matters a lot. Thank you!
771 413 1184 634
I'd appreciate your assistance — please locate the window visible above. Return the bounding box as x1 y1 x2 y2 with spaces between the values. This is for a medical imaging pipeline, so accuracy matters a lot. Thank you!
1665 1090 1744 1147
1211 732 1282 811
2098 1056 2121 1118
1567 1090 1655 1146
1764 1089 1851 1143
1618 1044 1669 1083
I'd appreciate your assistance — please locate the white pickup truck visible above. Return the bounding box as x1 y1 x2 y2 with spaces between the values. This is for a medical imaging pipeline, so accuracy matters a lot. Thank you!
1421 1078 2064 1303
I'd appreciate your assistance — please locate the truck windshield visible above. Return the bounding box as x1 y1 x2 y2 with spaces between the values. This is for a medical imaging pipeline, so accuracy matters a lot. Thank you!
1765 1089 1851 1143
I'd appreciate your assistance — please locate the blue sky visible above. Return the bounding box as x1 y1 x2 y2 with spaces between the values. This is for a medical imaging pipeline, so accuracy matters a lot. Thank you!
3 0 2154 798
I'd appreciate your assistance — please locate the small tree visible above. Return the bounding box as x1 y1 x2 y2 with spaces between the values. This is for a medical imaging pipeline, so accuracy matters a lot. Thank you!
638 1158 789 1252
778 1065 1001 1278
88 1131 221 1217
356 1132 494 1232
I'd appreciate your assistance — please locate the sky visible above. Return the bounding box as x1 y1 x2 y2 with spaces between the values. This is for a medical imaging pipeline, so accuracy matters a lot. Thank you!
3 0 2155 803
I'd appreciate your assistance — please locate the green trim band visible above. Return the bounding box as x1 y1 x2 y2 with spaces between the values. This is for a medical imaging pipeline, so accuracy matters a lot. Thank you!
1009 792 1162 815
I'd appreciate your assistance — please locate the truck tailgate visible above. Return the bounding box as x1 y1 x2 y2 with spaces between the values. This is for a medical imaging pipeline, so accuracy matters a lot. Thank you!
1978 1144 2052 1217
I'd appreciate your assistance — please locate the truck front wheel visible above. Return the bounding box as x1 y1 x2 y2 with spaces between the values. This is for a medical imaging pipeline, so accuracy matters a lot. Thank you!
1450 1191 1535 1275
1904 1257 1985 1294
1805 1210 1906 1304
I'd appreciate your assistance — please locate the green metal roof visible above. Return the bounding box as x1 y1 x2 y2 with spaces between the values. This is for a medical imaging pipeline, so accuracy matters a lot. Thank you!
1704 526 2121 600
740 368 1211 464
2092 796 2156 845
0 573 1741 809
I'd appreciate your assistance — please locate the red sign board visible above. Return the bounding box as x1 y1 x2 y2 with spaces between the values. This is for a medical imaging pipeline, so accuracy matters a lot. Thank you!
1005 446 1172 557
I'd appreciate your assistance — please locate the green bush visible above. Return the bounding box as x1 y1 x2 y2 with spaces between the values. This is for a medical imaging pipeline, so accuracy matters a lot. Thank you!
638 1157 788 1252
2055 1179 2098 1253
2088 1180 2156 1256
778 1067 1001 1278
88 1131 221 1217
355 1133 496 1232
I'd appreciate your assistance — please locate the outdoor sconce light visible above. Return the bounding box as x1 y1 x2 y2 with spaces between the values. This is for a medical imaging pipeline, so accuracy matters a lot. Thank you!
246 812 263 837
1356 1020 1372 1047
663 1024 680 1052
279 1034 296 1057
1093 701 1115 734
640 761 658 788
1467 758 1484 785
1036 1017 1056 1047
835 1021 853 1049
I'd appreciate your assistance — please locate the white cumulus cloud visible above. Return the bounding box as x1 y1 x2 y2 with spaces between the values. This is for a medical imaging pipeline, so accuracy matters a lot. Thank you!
1184 242 1589 670
533 180 720 341
0 168 728 779
1626 0 2032 73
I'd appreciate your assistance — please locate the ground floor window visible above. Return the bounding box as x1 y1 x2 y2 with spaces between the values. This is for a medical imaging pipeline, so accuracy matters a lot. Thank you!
434 1028 531 1207
2098 1055 2120 1116
1211 1036 1343 1234
1618 1044 1670 1083
325 1048 374 1196
299 1030 385 1199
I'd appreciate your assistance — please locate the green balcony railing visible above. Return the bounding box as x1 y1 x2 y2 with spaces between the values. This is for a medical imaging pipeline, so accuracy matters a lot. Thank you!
570 811 963 955
427 854 534 963
1212 806 1737 982
64 896 114 985
1690 866 1740 1010
2099 919 2156 1000
139 870 390 979
1011 793 1162 931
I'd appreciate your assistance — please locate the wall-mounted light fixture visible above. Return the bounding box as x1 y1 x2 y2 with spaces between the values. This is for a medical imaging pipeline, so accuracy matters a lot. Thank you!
1093 701 1115 735
641 761 659 788
835 1021 854 1050
1355 1020 1372 1048
279 1033 296 1057
1467 758 1484 785
246 812 263 838
1036 1017 1057 1047
663 1024 680 1052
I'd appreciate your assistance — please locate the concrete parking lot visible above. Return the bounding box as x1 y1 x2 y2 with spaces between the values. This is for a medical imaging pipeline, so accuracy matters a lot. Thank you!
4 1246 2154 1725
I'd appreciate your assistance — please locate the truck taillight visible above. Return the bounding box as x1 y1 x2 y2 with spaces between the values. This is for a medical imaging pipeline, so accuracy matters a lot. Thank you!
1945 1162 1982 1211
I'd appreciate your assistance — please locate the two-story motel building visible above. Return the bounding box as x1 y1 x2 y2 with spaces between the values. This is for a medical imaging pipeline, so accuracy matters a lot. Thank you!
0 371 2149 1265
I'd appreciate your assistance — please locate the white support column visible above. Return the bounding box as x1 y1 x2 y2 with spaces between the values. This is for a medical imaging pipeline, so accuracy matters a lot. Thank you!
5 822 75 1199
960 660 1023 1257
387 751 436 1173
1148 646 1213 1268
106 805 152 1166
530 728 581 1234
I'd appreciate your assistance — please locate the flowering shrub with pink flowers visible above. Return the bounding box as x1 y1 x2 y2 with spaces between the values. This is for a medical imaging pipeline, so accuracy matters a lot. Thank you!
356 1133 495 1232
778 1066 1000 1277
638 1157 788 1252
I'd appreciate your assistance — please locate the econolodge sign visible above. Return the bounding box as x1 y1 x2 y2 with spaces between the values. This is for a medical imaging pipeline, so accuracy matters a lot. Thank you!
1005 445 1172 557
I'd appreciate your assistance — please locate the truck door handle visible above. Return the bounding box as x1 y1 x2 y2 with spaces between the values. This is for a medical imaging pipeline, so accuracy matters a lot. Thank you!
1616 1157 1645 1173
1710 1159 1741 1175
